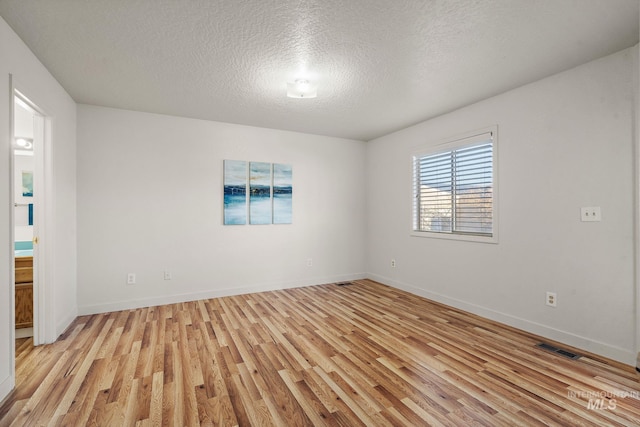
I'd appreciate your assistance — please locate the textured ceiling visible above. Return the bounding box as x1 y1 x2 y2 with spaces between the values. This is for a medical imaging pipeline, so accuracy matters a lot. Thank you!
0 0 638 141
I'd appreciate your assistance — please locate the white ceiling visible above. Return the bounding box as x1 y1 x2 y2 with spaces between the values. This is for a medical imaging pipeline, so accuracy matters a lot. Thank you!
0 0 638 141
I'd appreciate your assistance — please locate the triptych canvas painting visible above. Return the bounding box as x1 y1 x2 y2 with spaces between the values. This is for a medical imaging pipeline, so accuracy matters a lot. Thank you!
224 160 292 225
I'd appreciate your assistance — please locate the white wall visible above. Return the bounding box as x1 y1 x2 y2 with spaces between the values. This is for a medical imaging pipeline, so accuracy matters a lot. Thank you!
76 105 366 313
366 47 637 364
0 16 77 402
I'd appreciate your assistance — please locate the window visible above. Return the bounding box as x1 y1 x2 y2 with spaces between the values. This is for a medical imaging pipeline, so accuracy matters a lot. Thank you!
412 128 497 243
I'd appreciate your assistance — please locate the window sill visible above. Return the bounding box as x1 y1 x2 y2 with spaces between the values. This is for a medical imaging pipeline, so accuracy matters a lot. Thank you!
410 230 498 244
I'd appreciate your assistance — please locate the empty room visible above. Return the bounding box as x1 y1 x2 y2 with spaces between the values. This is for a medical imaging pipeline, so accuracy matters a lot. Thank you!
1 1 640 425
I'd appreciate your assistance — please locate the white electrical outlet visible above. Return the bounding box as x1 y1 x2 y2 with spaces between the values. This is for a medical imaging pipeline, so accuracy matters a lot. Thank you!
546 291 557 307
164 271 172 280
127 273 136 285
391 259 396 268
581 207 601 222
306 258 313 267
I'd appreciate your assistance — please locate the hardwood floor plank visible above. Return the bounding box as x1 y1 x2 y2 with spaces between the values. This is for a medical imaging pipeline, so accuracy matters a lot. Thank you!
401 397 451 427
52 318 114 420
2 279 639 426
148 371 163 426
312 366 387 426
279 369 330 426
161 379 174 425
122 376 140 425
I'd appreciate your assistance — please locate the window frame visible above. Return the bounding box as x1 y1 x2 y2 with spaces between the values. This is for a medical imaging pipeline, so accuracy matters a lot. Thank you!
410 126 498 244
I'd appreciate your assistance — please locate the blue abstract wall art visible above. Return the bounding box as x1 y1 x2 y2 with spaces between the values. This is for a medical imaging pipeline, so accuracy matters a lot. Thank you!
22 171 33 197
249 162 272 224
273 163 292 224
223 160 292 225
223 160 247 225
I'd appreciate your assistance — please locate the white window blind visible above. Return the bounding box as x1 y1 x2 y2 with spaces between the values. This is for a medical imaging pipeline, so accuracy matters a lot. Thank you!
413 132 494 238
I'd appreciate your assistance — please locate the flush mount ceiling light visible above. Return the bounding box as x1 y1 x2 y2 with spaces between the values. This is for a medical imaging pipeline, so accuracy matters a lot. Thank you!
287 79 317 98
15 137 33 150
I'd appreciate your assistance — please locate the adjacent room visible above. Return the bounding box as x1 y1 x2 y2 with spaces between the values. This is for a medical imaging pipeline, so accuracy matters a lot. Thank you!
1 1 639 425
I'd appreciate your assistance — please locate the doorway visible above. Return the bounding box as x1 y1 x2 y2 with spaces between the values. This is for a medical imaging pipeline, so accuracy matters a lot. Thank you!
12 91 45 347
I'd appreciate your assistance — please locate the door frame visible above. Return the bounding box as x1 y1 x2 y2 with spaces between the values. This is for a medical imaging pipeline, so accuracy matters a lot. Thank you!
11 81 53 349
633 45 640 372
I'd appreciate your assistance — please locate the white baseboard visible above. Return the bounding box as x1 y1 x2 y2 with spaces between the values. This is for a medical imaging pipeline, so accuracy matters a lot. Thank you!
15 328 33 339
78 273 366 316
368 273 635 366
55 309 78 341
0 374 15 405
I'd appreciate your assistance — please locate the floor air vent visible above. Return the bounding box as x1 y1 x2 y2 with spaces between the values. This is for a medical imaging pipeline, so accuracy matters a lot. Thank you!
536 342 581 360
336 282 354 286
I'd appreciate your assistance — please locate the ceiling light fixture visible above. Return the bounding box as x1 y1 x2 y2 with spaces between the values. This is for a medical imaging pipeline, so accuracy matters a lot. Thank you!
15 137 33 150
287 79 317 98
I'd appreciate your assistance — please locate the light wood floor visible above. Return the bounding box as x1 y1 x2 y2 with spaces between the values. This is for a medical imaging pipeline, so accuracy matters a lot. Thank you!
1 279 639 426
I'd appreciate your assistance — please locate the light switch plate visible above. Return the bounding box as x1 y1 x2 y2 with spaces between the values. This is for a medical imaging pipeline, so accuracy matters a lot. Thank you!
581 207 601 222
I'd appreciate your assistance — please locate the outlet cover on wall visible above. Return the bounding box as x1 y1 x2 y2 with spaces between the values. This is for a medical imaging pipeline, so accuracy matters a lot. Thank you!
127 273 136 285
546 291 557 307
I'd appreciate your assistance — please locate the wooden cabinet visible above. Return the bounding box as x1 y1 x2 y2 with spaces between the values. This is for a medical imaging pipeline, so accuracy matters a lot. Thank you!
15 256 33 329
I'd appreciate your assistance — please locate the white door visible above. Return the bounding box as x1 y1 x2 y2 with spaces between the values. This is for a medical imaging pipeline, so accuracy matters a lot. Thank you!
13 90 48 348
